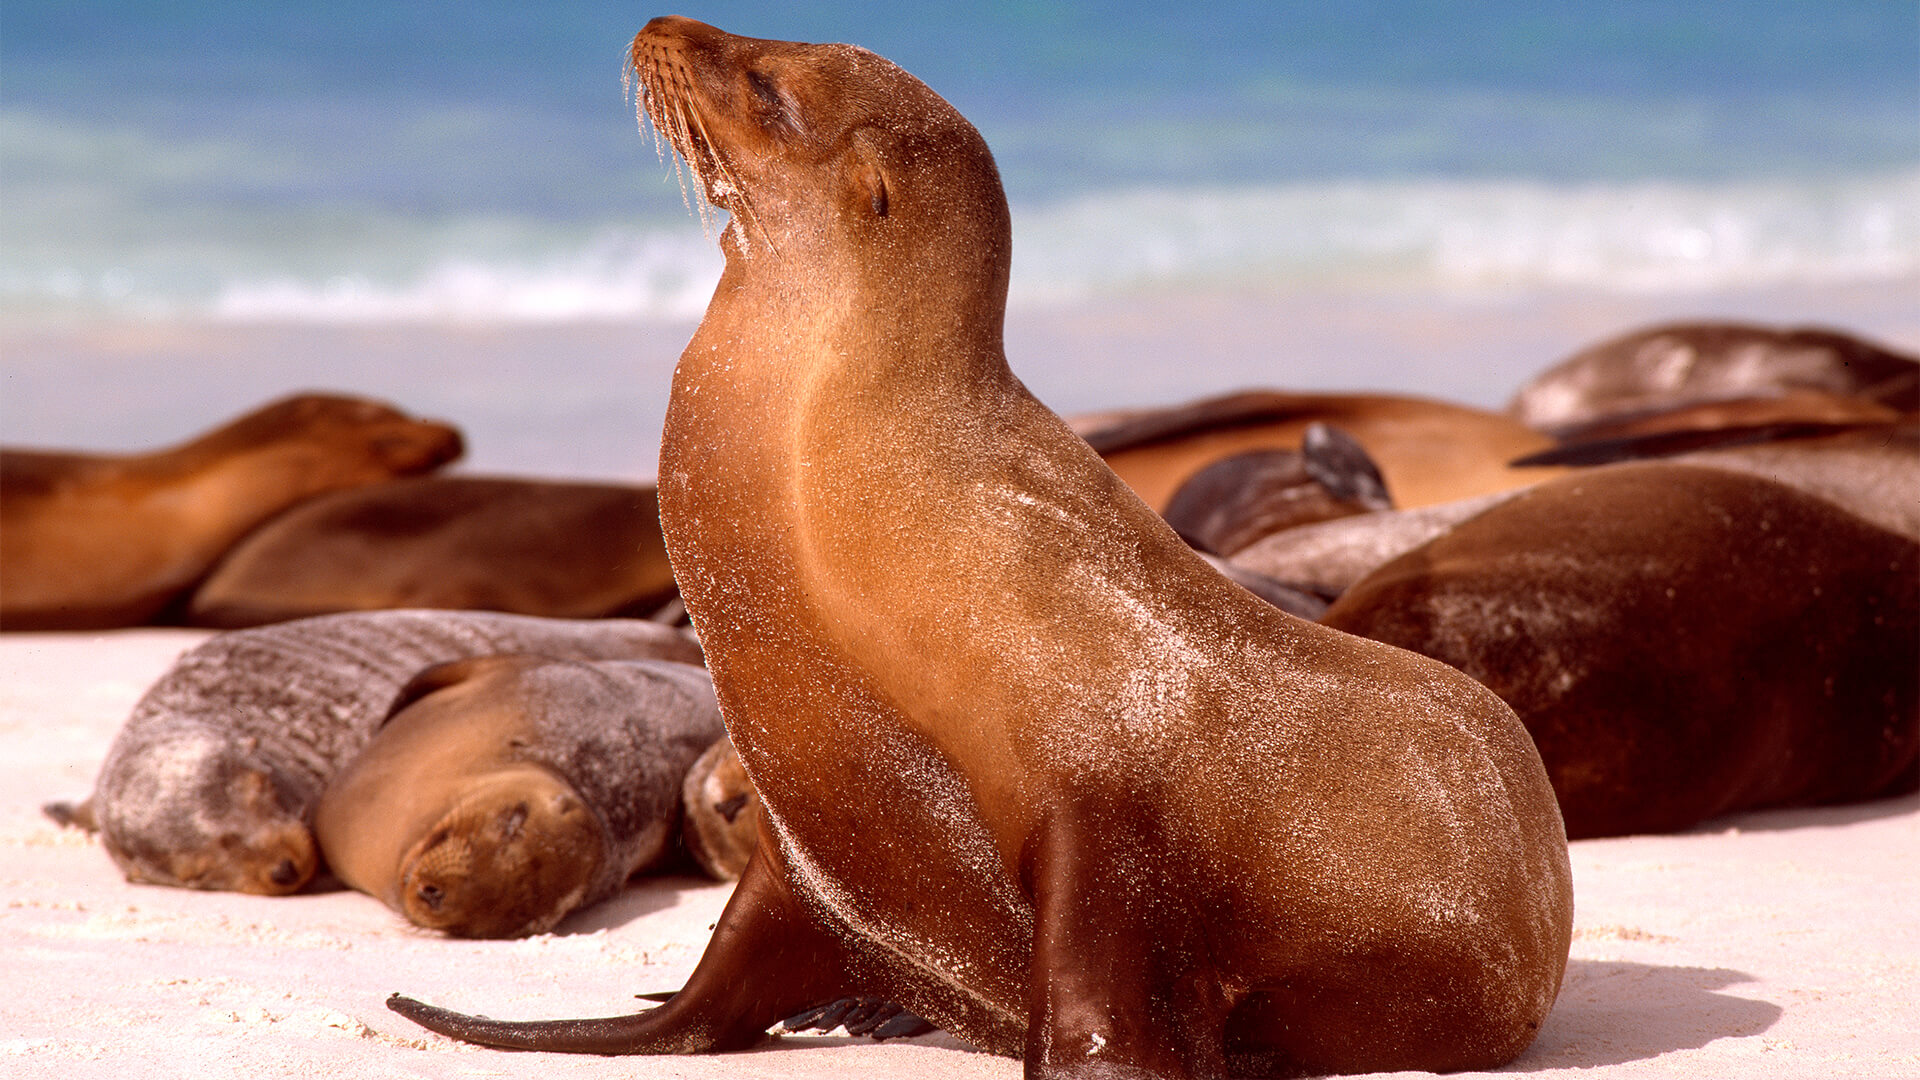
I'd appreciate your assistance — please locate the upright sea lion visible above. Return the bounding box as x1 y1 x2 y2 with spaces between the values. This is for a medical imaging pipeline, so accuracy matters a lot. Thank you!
390 19 1573 1077
1322 462 1920 838
185 475 678 628
316 655 722 937
0 393 464 631
1079 388 1564 511
54 610 702 894
1505 321 1920 435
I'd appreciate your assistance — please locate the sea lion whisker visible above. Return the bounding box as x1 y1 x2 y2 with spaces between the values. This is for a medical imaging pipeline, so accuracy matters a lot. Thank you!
675 78 774 257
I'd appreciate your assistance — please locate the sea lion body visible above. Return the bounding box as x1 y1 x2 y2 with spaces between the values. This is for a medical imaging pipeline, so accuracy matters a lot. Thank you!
186 475 678 627
316 655 722 936
391 19 1572 1077
72 610 702 894
0 394 463 630
1322 462 1920 838
1505 321 1920 435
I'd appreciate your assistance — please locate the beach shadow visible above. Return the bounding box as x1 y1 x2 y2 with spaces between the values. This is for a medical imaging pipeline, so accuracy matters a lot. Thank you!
553 872 729 935
1504 960 1780 1071
1692 791 1917 834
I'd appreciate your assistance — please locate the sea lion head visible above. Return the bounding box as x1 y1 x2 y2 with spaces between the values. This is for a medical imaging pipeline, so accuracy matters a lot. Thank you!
94 728 318 895
627 16 1009 292
395 767 607 938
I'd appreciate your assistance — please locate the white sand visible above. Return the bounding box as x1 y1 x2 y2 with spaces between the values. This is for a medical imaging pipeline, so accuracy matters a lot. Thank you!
4 628 1915 1079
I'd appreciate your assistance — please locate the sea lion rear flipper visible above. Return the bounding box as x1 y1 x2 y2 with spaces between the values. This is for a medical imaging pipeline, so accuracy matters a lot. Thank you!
778 997 935 1041
387 844 868 1053
42 798 96 831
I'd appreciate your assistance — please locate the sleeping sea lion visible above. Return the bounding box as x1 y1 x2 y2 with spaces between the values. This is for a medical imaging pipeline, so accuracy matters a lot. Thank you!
316 655 722 937
185 475 678 627
1079 388 1564 511
1505 320 1920 435
1 393 463 630
1159 422 1392 557
388 18 1573 1077
679 734 761 882
50 610 702 894
1321 462 1920 838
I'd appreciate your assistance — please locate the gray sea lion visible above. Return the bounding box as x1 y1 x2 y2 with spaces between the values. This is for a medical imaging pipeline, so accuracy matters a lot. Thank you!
1228 490 1522 601
50 610 702 895
185 475 679 628
1322 462 1920 838
390 19 1573 1078
315 655 722 937
0 393 463 631
1506 321 1920 435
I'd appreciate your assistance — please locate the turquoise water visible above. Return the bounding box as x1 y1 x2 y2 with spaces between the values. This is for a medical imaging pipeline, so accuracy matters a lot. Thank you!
4 2 1915 322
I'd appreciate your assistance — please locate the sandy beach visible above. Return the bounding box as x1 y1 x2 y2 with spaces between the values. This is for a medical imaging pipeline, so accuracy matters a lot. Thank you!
4 627 1915 1079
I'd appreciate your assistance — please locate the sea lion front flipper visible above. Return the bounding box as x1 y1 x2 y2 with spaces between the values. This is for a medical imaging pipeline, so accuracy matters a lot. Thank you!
387 842 866 1053
1022 808 1231 1076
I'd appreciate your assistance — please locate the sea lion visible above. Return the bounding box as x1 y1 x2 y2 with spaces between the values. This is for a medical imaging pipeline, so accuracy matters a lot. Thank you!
1321 462 1920 838
52 610 702 895
315 654 722 937
0 393 464 631
1160 422 1391 557
1228 490 1522 602
1505 321 1920 435
1514 420 1920 542
679 734 760 882
185 475 678 628
1079 388 1565 512
389 18 1573 1077
1232 419 1920 607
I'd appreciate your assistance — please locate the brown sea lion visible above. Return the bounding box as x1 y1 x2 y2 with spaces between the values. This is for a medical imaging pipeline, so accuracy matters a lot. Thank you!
1160 422 1392 557
679 734 760 882
1321 462 1920 839
1513 419 1920 542
1080 387 1564 512
315 655 722 937
389 18 1573 1077
1506 321 1920 435
49 610 702 895
0 393 463 631
185 475 678 628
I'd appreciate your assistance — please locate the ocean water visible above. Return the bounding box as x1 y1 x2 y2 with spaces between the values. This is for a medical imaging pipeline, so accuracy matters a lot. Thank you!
4 1 1915 324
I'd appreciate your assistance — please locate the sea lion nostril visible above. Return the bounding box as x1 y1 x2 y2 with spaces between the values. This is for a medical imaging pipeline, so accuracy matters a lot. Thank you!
418 883 444 911
269 859 301 887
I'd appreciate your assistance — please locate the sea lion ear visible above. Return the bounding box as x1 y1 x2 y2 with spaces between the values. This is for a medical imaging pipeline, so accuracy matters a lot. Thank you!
850 130 889 218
